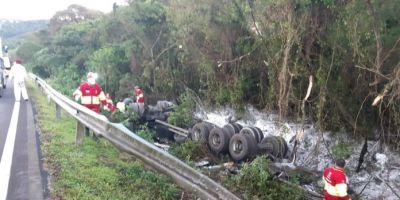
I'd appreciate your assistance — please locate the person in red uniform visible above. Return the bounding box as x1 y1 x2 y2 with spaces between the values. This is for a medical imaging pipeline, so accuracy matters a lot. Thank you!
323 159 351 200
104 93 116 113
73 72 107 113
134 85 144 104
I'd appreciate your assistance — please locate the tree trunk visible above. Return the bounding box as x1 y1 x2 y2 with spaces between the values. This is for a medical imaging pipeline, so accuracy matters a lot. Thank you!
365 0 383 88
278 3 295 120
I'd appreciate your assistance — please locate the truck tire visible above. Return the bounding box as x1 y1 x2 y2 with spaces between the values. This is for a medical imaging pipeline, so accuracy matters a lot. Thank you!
190 122 210 142
232 122 243 132
203 122 215 132
252 127 264 142
208 127 231 154
229 133 257 162
259 136 280 158
223 123 240 135
239 127 261 143
223 123 235 135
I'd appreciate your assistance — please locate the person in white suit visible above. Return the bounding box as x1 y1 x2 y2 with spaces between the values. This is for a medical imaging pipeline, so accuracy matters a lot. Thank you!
9 59 28 101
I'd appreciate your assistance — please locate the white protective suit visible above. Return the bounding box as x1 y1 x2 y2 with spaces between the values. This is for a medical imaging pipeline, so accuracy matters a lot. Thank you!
9 62 28 101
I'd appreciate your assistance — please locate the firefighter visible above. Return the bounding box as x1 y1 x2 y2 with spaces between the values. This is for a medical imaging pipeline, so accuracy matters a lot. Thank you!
9 59 29 101
323 159 351 200
134 85 144 104
104 93 116 113
73 72 107 113
134 85 145 115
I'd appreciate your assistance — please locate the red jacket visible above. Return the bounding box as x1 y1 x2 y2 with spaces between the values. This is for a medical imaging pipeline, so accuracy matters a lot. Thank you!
104 95 116 112
73 82 107 113
323 166 350 200
135 88 144 104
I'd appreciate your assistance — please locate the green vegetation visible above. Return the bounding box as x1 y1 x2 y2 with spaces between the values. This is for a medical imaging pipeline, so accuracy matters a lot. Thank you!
332 142 352 160
169 140 207 162
9 0 398 148
6 0 400 197
167 91 196 128
0 20 48 39
136 125 155 142
27 80 180 199
227 156 307 200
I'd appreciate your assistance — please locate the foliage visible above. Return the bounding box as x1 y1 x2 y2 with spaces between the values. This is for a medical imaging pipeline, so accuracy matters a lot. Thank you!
13 0 400 147
227 156 306 200
287 171 314 185
168 140 207 162
15 41 42 64
136 125 155 142
331 139 351 160
118 106 142 131
27 80 180 200
0 20 48 39
167 91 195 128
48 4 104 34
88 45 131 96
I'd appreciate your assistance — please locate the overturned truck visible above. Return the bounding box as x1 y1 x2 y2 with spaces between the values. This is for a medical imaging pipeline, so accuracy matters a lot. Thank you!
126 100 289 163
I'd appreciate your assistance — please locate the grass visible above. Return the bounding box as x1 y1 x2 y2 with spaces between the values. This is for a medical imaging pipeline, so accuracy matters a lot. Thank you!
27 80 181 200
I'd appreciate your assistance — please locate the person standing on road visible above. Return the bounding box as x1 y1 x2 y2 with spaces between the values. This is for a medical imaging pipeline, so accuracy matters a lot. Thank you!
323 159 351 200
73 72 107 113
9 59 29 101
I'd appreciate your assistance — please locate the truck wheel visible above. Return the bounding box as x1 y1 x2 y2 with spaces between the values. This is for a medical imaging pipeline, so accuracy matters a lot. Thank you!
208 127 231 154
229 134 257 162
203 122 215 133
253 127 264 142
190 122 210 142
259 136 280 158
223 123 235 135
232 122 243 132
239 127 260 143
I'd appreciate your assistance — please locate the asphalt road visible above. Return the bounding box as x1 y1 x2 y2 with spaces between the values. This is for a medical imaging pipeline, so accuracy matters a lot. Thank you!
0 79 45 200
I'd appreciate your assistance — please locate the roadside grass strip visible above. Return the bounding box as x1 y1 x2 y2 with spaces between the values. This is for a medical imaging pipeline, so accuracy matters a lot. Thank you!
27 81 180 200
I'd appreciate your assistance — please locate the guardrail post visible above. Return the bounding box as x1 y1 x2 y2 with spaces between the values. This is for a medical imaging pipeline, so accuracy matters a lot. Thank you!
55 104 61 120
76 121 88 145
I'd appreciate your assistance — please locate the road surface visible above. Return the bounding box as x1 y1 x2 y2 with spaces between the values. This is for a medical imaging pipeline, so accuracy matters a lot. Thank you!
0 80 45 200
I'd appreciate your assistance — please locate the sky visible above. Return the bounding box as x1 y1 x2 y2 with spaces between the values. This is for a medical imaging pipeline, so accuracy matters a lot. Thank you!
0 0 128 20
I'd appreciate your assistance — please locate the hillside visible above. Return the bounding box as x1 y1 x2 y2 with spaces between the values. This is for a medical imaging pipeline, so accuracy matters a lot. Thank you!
0 19 48 39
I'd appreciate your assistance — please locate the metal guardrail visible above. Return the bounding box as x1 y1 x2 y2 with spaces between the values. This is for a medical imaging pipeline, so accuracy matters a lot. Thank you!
30 74 240 200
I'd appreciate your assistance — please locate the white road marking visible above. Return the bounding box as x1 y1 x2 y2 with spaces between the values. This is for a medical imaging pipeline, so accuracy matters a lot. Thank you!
0 102 20 200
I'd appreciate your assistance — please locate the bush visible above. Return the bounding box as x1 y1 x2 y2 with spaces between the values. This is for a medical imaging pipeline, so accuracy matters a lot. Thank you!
227 156 306 200
169 140 207 162
332 142 351 160
136 125 154 142
167 91 195 128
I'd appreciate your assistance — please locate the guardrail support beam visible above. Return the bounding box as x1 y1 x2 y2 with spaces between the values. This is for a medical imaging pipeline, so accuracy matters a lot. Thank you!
76 121 88 145
55 104 61 120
